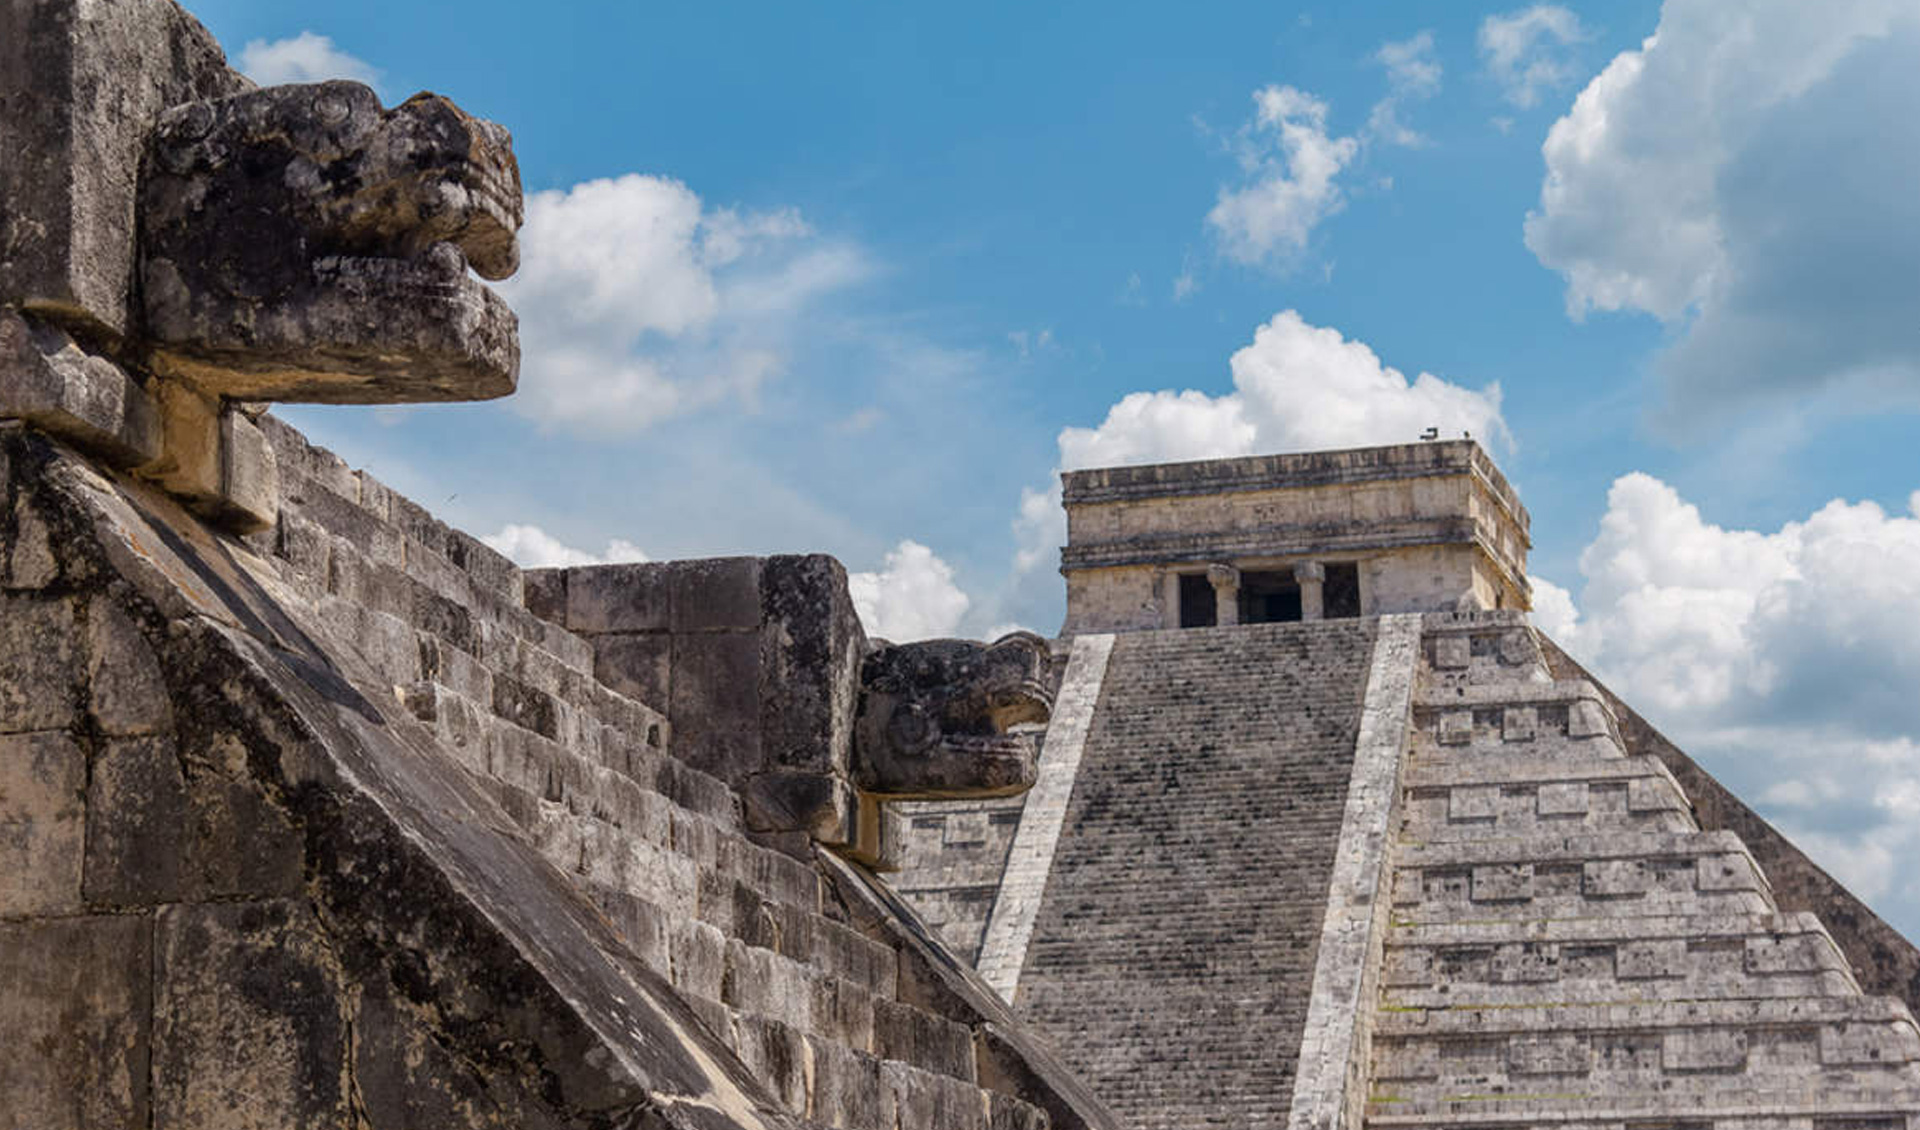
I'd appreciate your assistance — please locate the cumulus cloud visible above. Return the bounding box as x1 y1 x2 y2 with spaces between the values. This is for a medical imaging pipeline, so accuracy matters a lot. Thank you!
1477 6 1587 109
482 524 647 569
1013 310 1508 574
1536 476 1920 921
1525 2 1920 427
238 32 380 88
849 541 972 641
1207 86 1359 268
499 175 869 434
1367 31 1442 147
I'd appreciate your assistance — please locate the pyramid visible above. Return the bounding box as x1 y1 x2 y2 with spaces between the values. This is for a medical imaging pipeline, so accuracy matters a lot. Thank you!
3 3 1917 1128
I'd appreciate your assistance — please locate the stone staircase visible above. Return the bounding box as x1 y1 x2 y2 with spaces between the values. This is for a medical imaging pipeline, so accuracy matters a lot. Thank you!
242 418 1059 1128
1364 612 1920 1129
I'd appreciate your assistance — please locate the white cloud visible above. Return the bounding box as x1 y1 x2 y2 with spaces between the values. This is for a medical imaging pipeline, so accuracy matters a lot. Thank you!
1477 6 1587 109
238 32 380 88
499 174 869 434
481 524 647 569
849 541 971 641
1013 310 1507 575
1206 86 1359 268
1367 31 1442 147
1525 2 1920 426
1537 474 1920 924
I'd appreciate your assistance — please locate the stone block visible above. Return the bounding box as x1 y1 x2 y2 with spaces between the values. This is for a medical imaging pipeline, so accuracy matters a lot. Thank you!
592 632 671 708
0 594 78 731
139 377 220 500
1536 780 1589 816
1627 775 1683 813
1438 710 1472 745
5 479 59 589
0 0 243 337
672 556 764 632
1501 704 1537 742
0 915 153 1130
758 554 863 780
1584 858 1653 897
216 407 278 533
744 770 856 843
83 734 189 905
810 1038 887 1128
1616 938 1687 980
523 566 566 624
1568 697 1612 738
1490 942 1559 983
1820 1021 1920 1066
1509 1034 1590 1076
881 1061 987 1130
565 561 671 633
1661 1027 1747 1072
1697 853 1758 892
873 999 976 1082
1471 863 1533 902
1746 934 1827 975
1433 635 1469 669
732 1014 809 1114
154 901 352 1130
0 731 85 915
1448 785 1498 822
0 310 161 464
87 596 172 735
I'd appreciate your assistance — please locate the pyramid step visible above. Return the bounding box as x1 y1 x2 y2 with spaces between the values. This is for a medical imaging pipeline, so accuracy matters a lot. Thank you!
1391 831 1775 923
1385 912 1860 1008
1403 754 1694 840
1366 1087 1920 1128
1371 995 1920 1101
1384 911 1860 1006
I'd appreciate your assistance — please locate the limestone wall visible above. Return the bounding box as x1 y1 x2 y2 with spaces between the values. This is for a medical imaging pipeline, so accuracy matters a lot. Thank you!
0 419 1113 1129
1058 440 1531 634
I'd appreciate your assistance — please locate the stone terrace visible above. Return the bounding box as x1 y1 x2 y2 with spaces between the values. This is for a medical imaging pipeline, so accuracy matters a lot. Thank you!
1365 613 1920 1128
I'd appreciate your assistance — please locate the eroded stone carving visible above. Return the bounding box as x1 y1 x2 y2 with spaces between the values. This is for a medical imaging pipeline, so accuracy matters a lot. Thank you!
139 81 523 402
854 631 1053 799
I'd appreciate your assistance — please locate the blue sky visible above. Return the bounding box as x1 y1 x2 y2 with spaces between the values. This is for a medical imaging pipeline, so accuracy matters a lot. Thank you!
190 3 1920 935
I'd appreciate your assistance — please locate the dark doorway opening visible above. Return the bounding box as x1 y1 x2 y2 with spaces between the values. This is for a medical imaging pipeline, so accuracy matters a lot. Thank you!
1324 562 1361 619
1239 570 1301 624
1179 573 1216 628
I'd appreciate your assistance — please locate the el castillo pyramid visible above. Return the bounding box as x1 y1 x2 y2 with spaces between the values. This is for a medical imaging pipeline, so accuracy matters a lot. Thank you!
2 3 1917 1128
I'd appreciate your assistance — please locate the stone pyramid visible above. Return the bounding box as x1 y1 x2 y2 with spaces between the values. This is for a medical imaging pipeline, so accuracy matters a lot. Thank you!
3 2 1917 1128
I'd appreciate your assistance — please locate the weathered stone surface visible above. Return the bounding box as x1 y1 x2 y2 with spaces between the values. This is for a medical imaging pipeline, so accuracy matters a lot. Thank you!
140 81 522 403
0 309 161 464
0 593 78 731
0 915 153 1130
87 595 172 734
0 730 86 915
853 632 1050 799
0 0 245 337
153 900 352 1130
217 408 278 532
1060 440 1531 633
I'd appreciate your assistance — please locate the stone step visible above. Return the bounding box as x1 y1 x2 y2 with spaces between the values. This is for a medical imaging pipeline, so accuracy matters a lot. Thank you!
1402 754 1694 840
1383 913 1861 1005
1419 615 1553 687
1371 996 1920 1097
1366 1088 1920 1128
1411 680 1624 756
1391 830 1776 922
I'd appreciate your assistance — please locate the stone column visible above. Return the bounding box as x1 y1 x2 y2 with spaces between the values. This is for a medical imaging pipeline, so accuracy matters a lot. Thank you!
1208 563 1241 626
1294 560 1326 621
